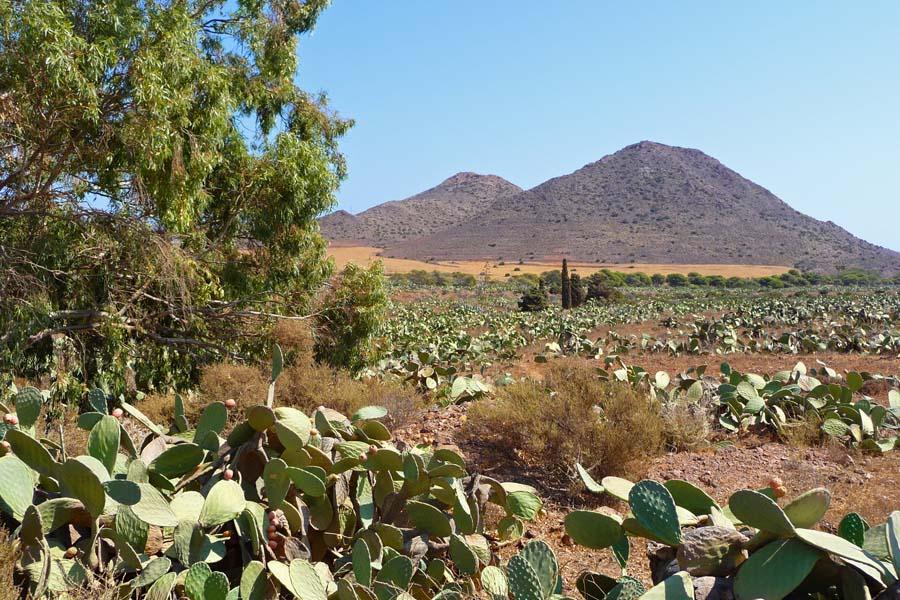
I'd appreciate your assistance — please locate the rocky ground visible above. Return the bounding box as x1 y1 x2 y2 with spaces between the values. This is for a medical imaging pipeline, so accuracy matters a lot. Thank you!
395 395 900 589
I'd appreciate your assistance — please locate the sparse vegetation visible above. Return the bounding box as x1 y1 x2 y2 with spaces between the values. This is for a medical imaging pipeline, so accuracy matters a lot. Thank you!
466 361 665 479
2 2 900 597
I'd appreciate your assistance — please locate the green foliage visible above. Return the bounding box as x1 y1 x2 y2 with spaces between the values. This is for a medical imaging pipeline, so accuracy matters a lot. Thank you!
389 270 477 288
519 284 550 312
0 350 542 598
567 476 900 599
0 0 361 391
314 262 389 372
666 273 689 287
561 259 571 310
570 273 586 307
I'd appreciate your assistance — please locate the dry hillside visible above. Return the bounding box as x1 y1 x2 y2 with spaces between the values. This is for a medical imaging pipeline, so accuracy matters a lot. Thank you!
318 172 521 246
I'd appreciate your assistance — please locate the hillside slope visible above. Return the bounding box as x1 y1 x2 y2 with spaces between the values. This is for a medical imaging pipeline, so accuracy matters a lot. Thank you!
319 172 521 246
385 142 900 274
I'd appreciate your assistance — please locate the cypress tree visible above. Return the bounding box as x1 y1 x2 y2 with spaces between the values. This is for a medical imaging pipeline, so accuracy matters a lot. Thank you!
561 259 571 309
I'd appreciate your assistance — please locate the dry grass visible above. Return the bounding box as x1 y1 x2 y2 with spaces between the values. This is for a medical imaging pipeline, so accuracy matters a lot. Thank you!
35 405 86 460
59 571 121 600
465 360 665 480
329 245 791 279
779 413 827 448
197 359 422 431
271 319 317 365
660 402 711 451
0 528 21 600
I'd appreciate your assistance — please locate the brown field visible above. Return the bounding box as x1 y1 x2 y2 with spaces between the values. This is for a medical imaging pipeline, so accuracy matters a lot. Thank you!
328 245 792 279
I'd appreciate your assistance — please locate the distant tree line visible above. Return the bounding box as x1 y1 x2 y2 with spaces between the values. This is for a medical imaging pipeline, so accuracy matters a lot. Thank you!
389 270 479 288
519 267 900 292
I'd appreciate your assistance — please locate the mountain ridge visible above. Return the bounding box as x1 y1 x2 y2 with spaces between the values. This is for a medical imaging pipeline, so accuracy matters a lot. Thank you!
318 172 522 246
320 142 900 275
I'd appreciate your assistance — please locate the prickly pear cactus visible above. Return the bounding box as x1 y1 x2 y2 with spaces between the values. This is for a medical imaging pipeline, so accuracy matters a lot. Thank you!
1 348 543 598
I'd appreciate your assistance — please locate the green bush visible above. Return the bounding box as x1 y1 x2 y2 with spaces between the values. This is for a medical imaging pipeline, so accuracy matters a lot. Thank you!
314 262 389 373
518 285 550 312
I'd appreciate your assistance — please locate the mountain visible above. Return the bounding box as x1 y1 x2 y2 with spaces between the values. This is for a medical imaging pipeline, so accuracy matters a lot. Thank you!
318 172 522 246
375 142 899 275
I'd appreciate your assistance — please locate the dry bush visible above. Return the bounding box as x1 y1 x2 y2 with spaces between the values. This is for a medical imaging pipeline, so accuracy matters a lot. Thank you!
58 571 121 600
0 528 21 600
272 319 317 366
780 413 826 447
197 360 421 431
466 360 665 479
197 363 268 407
277 362 421 430
35 405 86 460
660 402 710 451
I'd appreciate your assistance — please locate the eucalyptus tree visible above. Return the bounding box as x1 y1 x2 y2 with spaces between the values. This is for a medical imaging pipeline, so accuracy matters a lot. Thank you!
0 0 366 389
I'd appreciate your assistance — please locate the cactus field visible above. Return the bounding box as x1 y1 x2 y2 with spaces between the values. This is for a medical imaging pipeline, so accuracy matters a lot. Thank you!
3 283 900 598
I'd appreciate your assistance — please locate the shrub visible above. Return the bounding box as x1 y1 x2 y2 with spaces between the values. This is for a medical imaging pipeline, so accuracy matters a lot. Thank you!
666 273 689 287
570 273 585 307
0 528 20 600
586 278 623 302
466 361 664 479
518 284 550 312
660 401 710 451
198 359 421 431
314 262 389 372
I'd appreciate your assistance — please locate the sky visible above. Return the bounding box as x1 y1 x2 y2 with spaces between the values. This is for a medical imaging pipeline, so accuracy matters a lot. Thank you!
298 1 900 251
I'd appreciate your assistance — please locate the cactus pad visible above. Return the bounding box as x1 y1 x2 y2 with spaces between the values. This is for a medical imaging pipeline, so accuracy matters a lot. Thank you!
888 511 900 575
601 476 634 502
727 489 795 536
199 479 246 528
60 457 105 518
286 466 327 497
520 540 559 599
405 500 452 537
4 429 56 478
839 512 869 547
641 572 693 600
449 534 478 575
506 490 543 520
508 554 543 600
87 415 120 475
605 576 645 600
664 479 720 515
15 387 43 429
194 402 227 444
629 480 682 547
795 528 894 585
150 443 204 477
274 407 312 450
131 483 179 527
87 388 107 414
576 463 604 494
564 510 623 549
733 538 821 600
239 561 267 600
576 572 618 600
481 565 509 600
351 406 388 421
783 488 831 528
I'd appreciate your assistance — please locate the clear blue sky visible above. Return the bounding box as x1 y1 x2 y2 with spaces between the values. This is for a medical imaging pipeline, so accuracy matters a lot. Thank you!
299 1 900 251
